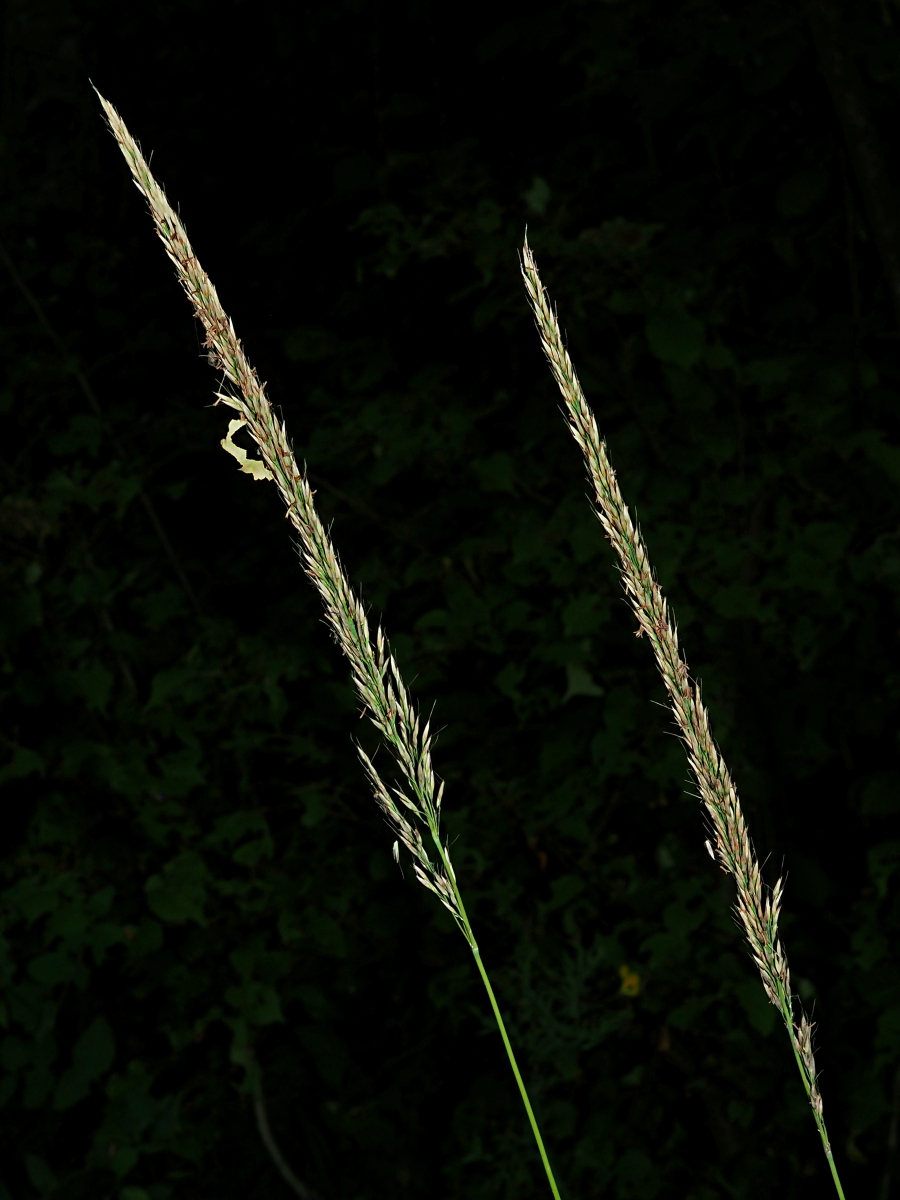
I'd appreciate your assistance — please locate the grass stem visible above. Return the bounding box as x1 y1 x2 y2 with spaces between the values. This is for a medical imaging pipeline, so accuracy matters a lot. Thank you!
95 89 561 1199
471 949 562 1200
433 836 562 1200
521 238 847 1200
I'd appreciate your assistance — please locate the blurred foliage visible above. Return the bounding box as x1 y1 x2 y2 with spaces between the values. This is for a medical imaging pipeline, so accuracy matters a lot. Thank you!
3 0 900 1197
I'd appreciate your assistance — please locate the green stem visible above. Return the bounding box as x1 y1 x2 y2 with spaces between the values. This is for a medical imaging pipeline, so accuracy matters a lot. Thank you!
824 1147 847 1200
432 835 562 1200
780 1002 846 1200
471 947 563 1200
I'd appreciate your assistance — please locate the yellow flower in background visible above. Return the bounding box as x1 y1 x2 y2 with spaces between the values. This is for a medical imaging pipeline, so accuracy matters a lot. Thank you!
619 965 640 996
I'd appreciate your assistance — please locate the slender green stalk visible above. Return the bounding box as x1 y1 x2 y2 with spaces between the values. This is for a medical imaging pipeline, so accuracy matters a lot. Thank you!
433 839 562 1200
472 952 561 1200
521 239 846 1199
95 89 560 1199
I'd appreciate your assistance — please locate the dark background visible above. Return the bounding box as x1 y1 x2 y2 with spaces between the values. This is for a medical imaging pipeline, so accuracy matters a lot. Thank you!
2 1 900 1197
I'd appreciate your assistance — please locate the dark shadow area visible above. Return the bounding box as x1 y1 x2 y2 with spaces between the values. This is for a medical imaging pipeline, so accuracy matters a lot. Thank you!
1 1 900 1198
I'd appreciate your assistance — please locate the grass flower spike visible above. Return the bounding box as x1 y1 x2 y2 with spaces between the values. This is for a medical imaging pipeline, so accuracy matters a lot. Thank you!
96 90 562 1200
521 239 845 1200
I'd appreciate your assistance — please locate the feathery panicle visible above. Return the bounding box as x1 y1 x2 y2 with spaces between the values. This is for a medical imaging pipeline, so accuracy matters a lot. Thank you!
95 88 460 932
520 239 844 1200
97 91 563 1200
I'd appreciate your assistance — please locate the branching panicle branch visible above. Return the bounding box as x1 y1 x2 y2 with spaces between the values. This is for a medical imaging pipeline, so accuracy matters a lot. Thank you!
520 240 842 1200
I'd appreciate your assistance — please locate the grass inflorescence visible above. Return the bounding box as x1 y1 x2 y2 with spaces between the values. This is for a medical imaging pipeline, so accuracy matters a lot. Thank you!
95 84 846 1200
96 89 562 1200
520 239 845 1200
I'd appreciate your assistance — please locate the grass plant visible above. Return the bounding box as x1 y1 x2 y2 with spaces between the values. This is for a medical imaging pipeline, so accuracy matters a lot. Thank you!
520 241 847 1200
95 91 562 1200
94 85 849 1200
